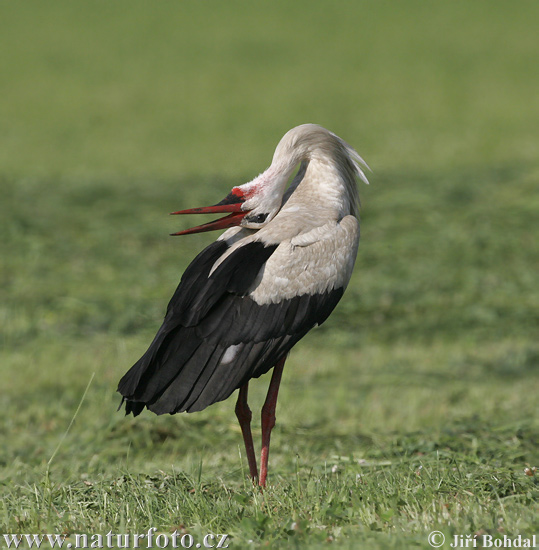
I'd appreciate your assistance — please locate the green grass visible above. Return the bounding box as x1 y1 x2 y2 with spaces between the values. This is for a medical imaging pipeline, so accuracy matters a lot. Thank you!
1 2 538 549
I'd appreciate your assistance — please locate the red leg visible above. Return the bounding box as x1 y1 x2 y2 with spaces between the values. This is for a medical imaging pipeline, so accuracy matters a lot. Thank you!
235 382 258 481
259 356 286 487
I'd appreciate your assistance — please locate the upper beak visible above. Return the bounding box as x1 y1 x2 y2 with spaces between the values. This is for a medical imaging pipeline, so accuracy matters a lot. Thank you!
169 189 247 236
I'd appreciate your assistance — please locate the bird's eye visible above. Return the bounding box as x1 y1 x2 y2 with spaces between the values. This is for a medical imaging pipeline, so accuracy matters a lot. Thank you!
246 213 269 224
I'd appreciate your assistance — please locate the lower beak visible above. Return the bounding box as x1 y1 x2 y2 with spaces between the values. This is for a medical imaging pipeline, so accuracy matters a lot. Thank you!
169 201 247 236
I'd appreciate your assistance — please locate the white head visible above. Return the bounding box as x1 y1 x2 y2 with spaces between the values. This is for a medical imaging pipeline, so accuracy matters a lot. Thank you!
171 124 369 235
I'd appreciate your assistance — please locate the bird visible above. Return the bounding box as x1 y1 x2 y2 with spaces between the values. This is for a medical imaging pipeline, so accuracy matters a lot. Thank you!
117 124 369 487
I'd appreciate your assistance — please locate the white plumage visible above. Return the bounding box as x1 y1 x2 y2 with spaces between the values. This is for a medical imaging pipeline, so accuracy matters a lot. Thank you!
118 124 369 486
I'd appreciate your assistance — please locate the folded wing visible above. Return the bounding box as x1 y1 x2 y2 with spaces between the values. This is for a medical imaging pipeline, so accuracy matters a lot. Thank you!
118 224 352 415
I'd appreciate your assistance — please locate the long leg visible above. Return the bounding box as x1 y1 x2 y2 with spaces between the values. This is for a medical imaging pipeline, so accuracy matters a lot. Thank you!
235 382 258 481
259 356 286 487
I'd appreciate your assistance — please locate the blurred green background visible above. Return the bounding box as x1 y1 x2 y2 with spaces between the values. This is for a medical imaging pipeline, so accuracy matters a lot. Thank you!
1 1 537 178
1 1 538 547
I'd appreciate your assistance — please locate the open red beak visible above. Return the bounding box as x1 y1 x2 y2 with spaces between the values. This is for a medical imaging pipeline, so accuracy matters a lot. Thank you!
169 189 247 236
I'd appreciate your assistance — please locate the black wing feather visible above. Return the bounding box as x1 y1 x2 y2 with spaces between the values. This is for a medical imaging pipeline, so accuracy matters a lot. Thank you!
176 242 277 325
118 239 345 416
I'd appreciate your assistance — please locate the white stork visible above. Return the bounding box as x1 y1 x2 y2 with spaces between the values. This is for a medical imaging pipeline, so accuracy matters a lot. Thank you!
118 124 369 487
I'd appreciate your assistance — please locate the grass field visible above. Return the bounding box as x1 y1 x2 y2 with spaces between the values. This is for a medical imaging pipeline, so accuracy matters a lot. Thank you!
1 2 538 549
